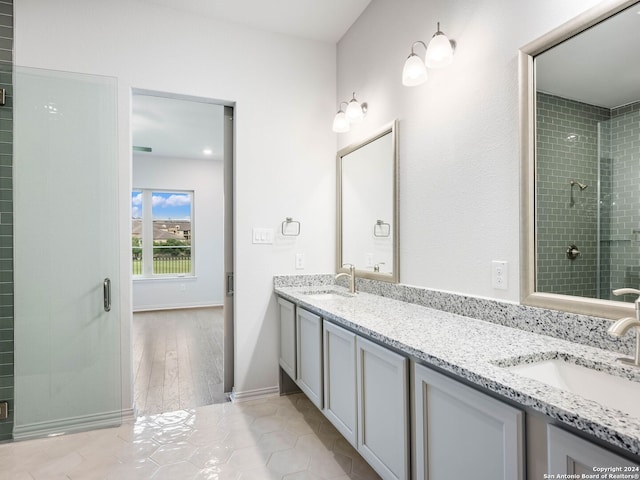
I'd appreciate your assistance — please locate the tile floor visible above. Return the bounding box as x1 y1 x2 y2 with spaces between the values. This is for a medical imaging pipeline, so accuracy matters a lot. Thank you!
0 393 380 479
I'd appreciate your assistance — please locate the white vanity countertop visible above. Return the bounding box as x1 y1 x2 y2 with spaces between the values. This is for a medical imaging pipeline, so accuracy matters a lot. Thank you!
275 285 640 458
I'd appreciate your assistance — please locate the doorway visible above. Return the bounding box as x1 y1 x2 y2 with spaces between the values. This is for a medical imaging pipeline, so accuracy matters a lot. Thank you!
130 90 234 415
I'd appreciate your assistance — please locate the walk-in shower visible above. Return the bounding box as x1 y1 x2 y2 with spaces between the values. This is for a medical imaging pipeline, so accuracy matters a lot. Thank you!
536 93 640 304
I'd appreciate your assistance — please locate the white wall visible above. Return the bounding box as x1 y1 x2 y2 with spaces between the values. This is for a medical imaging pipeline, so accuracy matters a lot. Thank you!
337 0 604 301
15 0 337 401
132 154 224 311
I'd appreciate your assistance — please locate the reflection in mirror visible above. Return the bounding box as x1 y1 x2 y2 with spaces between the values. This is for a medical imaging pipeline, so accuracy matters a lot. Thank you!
337 121 399 283
520 0 640 318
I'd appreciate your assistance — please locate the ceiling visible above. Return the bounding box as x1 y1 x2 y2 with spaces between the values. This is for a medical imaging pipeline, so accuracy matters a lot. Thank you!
132 94 225 161
132 0 371 160
536 3 640 109
137 0 371 43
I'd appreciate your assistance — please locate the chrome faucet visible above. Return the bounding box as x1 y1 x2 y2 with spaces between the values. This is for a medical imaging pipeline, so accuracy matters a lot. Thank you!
609 288 640 367
336 263 357 294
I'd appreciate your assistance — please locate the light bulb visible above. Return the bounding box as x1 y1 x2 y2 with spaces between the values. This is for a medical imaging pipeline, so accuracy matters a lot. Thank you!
332 111 349 133
425 25 454 68
346 94 364 123
402 53 428 86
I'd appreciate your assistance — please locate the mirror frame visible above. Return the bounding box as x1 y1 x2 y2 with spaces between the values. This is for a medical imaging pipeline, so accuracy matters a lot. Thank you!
336 120 399 283
519 0 639 319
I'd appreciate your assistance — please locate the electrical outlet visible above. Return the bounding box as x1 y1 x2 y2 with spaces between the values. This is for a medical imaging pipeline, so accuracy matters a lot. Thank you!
0 402 8 420
295 253 305 270
365 253 374 267
492 260 508 290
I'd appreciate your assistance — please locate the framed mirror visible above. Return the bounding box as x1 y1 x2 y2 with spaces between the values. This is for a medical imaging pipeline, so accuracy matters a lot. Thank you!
520 0 640 319
337 120 399 283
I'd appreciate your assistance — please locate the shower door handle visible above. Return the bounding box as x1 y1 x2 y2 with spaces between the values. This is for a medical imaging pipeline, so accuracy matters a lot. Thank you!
103 278 111 312
226 272 234 296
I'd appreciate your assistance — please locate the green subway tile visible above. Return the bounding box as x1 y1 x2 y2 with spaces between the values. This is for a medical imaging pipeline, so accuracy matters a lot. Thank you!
0 376 12 387
1 212 12 224
0 385 12 398
0 26 12 40
0 306 12 317
0 165 12 179
0 329 12 341
0 363 12 376
0 271 12 282
0 247 12 259
0 297 11 309
0 318 12 329
0 423 13 435
0 352 12 365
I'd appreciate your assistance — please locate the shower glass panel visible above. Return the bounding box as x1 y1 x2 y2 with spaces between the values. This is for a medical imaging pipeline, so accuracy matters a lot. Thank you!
598 104 640 302
13 66 121 438
535 96 640 304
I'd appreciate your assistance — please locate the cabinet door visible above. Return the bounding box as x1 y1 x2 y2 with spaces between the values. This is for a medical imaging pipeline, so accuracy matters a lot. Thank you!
356 336 408 480
323 321 357 447
414 363 524 480
278 297 296 380
296 308 323 409
548 425 639 473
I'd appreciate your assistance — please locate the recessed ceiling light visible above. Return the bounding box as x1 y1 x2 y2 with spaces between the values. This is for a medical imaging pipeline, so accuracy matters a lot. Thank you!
203 148 213 155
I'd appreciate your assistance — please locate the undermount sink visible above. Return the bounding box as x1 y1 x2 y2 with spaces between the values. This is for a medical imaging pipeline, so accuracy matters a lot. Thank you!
300 289 355 300
505 357 640 419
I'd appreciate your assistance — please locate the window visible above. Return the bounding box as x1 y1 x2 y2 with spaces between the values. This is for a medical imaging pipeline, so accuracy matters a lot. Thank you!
132 189 193 277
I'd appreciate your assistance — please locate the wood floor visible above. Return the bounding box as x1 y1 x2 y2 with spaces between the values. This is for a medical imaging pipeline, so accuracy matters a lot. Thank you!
132 306 227 416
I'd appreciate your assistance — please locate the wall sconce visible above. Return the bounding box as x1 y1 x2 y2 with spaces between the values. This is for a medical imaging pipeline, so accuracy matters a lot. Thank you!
402 22 455 87
332 92 368 133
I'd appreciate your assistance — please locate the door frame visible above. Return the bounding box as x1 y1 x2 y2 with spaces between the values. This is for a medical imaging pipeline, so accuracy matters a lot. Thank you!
129 88 235 398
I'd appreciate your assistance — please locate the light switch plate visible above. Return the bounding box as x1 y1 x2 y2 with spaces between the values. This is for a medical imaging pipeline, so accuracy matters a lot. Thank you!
295 253 305 270
252 227 274 244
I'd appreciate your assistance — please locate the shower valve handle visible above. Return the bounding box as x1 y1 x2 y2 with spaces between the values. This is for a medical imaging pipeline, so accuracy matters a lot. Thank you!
566 245 581 260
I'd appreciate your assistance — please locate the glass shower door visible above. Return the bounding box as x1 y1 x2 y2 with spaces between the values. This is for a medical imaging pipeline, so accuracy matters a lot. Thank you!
13 66 121 438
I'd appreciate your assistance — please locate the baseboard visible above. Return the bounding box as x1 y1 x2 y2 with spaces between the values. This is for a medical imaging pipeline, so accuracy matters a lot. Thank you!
133 303 223 313
229 385 279 403
13 408 135 440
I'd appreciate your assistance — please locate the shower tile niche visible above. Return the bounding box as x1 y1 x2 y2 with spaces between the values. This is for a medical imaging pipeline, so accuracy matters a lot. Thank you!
536 92 640 301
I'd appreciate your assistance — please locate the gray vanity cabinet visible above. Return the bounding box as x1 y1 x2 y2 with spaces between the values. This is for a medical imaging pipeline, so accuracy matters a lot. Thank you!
413 363 524 480
296 307 323 409
356 335 409 480
547 425 639 473
278 297 296 380
323 320 357 447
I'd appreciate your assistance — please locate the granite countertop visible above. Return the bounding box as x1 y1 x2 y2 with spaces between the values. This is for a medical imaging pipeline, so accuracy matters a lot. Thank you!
275 284 640 458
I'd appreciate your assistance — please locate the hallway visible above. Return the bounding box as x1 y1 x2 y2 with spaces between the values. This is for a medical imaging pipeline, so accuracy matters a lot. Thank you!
133 307 227 416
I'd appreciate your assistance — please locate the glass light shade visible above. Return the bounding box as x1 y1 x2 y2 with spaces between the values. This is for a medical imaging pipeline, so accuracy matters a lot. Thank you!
425 32 454 68
346 98 364 123
402 53 428 86
332 111 350 133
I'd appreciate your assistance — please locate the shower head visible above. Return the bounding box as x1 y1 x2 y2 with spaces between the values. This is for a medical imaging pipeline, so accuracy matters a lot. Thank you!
570 180 588 190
